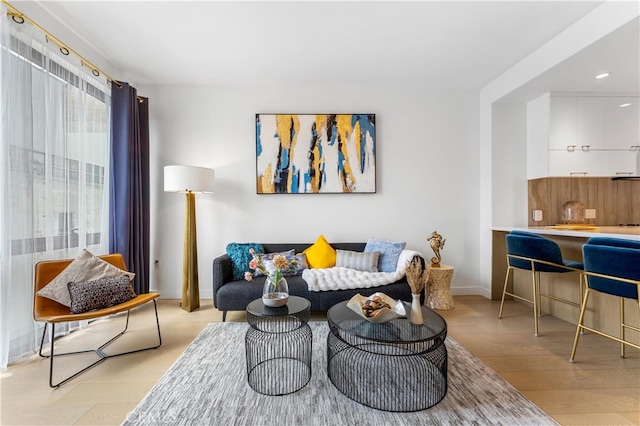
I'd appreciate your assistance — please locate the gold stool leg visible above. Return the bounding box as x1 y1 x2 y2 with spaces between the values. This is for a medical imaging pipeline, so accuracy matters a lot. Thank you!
579 273 586 335
535 271 543 317
570 288 590 362
620 297 625 358
531 263 539 336
498 266 512 319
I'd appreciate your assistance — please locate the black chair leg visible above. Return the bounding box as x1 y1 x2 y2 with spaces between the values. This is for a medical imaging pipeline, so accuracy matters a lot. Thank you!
39 299 162 388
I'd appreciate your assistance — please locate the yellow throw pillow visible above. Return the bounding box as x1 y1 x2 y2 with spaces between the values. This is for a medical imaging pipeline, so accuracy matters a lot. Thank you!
303 235 336 268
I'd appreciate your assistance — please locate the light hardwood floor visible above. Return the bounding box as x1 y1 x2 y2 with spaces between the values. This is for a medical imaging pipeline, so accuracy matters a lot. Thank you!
1 296 638 425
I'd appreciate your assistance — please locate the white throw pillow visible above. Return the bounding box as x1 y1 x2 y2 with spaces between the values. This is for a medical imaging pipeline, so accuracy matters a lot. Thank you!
36 249 135 307
395 250 424 276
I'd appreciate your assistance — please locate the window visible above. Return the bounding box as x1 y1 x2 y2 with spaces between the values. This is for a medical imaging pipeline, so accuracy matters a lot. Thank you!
0 4 112 369
4 35 110 255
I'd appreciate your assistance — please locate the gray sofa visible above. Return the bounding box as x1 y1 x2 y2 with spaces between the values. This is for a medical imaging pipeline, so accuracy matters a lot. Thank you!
212 242 424 321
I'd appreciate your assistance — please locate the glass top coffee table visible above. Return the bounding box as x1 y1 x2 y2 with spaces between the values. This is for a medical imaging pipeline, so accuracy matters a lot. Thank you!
326 300 448 412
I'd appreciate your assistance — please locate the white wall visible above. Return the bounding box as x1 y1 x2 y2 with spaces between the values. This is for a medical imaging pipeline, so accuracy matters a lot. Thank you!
491 103 528 227
141 84 483 299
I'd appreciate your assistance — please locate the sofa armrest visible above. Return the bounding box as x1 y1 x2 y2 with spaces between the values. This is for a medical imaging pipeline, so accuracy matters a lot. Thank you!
212 254 234 308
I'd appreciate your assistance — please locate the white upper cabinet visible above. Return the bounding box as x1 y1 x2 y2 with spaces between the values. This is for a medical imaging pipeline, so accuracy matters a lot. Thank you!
605 150 639 176
605 97 640 150
528 93 640 178
548 150 639 177
549 96 577 150
577 96 605 150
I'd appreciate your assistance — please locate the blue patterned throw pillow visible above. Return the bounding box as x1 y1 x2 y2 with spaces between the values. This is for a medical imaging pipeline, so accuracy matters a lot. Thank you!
364 238 406 273
226 242 264 280
265 253 309 277
252 249 296 277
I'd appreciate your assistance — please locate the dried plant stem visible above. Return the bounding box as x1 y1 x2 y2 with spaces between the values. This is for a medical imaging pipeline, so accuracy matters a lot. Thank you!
405 259 431 294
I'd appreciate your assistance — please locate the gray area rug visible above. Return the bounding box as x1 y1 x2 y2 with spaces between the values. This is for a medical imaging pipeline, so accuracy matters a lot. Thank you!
123 322 557 426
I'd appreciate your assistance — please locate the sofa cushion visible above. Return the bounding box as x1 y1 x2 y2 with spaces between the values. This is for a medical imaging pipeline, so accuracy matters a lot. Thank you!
252 249 295 277
270 253 308 276
226 242 264 280
36 249 135 307
68 275 137 314
259 253 308 277
364 238 406 273
335 249 379 272
303 235 336 268
395 249 424 275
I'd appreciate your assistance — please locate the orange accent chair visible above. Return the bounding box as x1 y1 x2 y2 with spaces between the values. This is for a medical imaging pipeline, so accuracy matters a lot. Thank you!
34 254 161 387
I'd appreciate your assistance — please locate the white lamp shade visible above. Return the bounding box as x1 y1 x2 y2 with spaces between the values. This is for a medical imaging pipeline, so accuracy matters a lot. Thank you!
164 165 215 193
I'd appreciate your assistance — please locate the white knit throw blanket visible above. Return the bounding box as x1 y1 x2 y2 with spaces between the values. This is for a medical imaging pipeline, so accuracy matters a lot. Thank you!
302 267 403 292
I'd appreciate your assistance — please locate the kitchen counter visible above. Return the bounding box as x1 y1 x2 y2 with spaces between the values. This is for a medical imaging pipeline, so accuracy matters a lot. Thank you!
493 225 640 240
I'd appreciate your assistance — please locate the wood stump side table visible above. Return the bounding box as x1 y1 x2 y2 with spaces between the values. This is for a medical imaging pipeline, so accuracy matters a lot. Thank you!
425 264 455 310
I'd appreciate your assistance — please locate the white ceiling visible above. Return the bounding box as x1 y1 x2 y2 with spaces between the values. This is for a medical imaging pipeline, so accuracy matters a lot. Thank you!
499 15 639 103
26 1 639 100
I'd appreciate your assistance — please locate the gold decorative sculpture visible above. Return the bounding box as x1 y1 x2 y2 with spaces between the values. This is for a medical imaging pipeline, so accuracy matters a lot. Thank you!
427 231 446 267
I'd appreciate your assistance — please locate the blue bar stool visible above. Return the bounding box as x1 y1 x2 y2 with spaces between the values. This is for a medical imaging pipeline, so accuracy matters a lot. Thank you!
570 237 640 362
499 231 584 336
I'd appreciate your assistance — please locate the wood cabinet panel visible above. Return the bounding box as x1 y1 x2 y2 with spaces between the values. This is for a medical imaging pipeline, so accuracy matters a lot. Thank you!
528 177 640 226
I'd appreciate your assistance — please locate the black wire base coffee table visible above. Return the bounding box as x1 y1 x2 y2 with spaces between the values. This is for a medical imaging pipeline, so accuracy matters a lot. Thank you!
327 300 448 412
245 296 312 396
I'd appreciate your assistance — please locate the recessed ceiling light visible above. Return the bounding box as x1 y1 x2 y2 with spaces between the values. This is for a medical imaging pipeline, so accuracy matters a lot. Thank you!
620 103 631 108
595 72 610 79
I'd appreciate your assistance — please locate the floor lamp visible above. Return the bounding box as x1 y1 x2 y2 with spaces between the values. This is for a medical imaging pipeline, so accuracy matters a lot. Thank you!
164 165 215 312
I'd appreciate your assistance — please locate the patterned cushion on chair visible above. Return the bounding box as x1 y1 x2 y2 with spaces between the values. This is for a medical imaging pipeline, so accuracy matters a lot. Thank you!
68 275 137 314
36 249 135 307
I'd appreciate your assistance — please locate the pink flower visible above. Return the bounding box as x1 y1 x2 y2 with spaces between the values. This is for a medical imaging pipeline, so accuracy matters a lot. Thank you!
244 271 253 281
249 259 257 269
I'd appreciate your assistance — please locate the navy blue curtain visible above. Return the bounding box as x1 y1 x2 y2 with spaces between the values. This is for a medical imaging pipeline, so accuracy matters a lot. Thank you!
110 82 150 294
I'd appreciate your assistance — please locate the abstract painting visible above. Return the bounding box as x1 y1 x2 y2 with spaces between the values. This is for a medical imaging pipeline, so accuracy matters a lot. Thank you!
256 114 376 194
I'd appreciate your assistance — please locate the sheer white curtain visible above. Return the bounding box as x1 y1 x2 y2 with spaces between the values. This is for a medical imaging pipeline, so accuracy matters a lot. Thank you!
0 7 111 369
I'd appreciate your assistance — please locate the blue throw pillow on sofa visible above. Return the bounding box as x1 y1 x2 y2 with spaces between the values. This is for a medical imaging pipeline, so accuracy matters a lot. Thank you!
364 238 406 273
252 249 295 277
226 242 264 280
257 253 309 277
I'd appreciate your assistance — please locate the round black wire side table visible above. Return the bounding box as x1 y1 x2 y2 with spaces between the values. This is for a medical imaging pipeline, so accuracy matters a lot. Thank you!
245 296 312 396
326 300 448 412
